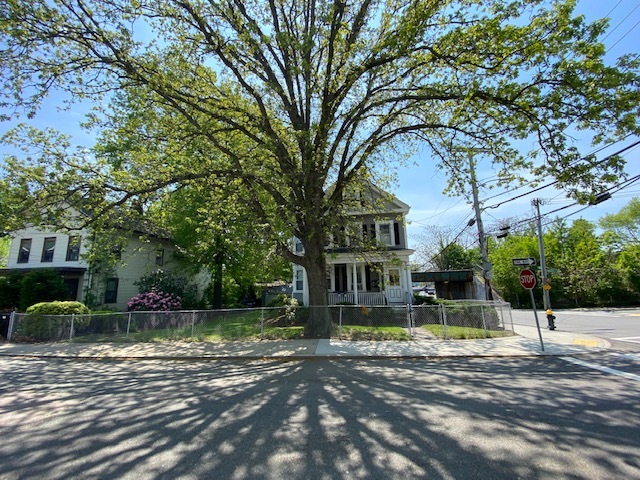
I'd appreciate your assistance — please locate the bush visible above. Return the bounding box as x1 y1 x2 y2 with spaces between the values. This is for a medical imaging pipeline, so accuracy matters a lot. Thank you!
135 270 198 308
127 290 182 311
19 269 70 311
17 301 90 341
26 301 90 315
267 294 295 307
0 272 22 309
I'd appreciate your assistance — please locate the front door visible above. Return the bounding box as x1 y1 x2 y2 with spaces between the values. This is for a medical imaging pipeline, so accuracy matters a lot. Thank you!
385 268 404 304
334 264 348 292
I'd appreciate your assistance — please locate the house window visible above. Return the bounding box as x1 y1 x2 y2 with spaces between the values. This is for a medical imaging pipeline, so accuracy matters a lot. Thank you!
295 269 304 291
66 236 81 261
294 238 304 254
388 269 401 287
41 237 56 262
17 239 32 263
378 223 393 246
155 247 164 266
104 278 119 304
111 245 122 260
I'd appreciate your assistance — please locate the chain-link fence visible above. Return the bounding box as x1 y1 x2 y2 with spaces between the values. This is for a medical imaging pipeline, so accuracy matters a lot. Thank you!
412 301 514 339
4 301 513 343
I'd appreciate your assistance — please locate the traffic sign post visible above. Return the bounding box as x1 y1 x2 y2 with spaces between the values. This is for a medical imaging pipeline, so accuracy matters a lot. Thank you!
512 257 536 267
519 268 544 352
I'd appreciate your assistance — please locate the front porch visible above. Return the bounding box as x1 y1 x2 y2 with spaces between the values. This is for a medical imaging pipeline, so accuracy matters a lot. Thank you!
328 291 387 305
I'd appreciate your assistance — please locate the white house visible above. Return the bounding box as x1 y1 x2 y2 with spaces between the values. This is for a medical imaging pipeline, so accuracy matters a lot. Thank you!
292 184 414 306
1 224 208 311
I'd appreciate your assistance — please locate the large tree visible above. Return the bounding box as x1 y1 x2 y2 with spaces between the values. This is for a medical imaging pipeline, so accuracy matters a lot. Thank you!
1 0 639 336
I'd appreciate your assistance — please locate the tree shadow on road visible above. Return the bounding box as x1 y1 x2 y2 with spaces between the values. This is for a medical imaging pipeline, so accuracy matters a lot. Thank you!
0 356 638 479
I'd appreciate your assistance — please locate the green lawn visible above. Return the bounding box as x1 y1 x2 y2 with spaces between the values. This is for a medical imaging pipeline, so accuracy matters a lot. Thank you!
422 324 512 339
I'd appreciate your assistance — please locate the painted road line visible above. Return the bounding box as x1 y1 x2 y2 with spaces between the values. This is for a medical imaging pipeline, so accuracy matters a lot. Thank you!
612 336 640 344
560 356 640 382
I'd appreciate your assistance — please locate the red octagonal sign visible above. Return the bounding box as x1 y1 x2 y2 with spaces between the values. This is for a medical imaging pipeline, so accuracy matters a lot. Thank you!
519 269 537 290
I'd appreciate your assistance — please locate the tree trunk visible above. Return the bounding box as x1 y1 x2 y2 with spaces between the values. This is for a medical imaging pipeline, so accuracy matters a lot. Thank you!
301 232 332 338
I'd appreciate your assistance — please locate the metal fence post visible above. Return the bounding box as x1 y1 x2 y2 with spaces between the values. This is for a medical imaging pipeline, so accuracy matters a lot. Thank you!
440 303 449 340
191 310 196 339
406 303 413 338
339 305 343 339
506 302 515 334
7 311 15 341
261 307 265 339
481 304 487 335
70 314 75 341
126 311 132 338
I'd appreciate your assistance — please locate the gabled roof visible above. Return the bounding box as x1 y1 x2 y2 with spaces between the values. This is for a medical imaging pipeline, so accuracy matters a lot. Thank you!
337 181 410 216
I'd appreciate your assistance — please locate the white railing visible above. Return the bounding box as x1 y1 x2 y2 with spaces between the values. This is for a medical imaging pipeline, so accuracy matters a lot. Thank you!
328 292 386 305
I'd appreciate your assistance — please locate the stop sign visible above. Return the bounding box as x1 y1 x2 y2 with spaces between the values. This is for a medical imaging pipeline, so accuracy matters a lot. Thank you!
519 269 537 290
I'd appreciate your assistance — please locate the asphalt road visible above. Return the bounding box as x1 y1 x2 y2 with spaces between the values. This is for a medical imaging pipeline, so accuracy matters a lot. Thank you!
1 356 639 479
510 308 640 351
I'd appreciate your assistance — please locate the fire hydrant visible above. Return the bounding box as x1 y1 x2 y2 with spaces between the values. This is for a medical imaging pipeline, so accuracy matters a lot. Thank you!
545 309 556 331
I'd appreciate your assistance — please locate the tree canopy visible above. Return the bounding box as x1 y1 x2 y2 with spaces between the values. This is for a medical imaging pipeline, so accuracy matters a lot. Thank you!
1 0 639 336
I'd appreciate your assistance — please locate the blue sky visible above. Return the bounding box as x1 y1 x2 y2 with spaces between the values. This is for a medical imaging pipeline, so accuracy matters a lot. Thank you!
399 0 640 246
1 0 638 250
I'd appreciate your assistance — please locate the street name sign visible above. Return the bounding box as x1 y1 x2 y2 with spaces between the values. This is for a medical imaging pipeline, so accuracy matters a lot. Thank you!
519 269 537 290
512 257 536 266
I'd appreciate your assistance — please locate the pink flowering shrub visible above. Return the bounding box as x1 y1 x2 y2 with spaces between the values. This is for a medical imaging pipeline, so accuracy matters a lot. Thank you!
126 290 182 312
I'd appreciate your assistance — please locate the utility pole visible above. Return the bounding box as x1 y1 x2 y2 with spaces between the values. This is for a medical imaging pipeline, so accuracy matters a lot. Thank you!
533 198 551 311
469 152 492 300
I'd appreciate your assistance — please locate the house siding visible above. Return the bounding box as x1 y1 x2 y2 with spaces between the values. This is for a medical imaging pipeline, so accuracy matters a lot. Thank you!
4 226 209 311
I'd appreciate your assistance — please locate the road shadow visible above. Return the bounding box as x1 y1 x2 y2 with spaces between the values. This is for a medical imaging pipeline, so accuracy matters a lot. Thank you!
0 357 638 479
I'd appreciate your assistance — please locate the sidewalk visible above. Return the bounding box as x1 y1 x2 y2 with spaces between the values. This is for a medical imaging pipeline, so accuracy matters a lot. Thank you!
0 324 609 360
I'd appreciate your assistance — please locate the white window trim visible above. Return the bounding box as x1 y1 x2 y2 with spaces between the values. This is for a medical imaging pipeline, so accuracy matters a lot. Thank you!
376 221 395 247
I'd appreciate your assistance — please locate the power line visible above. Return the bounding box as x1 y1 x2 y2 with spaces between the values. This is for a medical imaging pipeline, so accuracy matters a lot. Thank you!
484 139 640 211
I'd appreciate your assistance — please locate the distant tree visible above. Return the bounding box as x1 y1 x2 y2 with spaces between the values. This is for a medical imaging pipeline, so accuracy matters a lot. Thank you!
599 198 640 246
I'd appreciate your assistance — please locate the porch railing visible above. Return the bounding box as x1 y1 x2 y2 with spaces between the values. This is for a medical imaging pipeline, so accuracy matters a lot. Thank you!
329 292 386 305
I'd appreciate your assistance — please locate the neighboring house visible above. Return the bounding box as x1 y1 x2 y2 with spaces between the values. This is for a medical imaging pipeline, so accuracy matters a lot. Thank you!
1 224 208 311
292 184 414 306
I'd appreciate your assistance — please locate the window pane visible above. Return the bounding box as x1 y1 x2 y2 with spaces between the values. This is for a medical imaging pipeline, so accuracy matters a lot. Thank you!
66 236 81 261
18 239 32 263
388 269 400 286
104 278 119 304
379 224 392 245
155 248 164 266
41 237 56 262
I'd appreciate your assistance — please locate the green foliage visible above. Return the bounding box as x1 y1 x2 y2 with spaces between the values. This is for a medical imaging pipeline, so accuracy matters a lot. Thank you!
135 269 198 308
26 301 90 315
490 203 640 308
422 324 511 340
0 237 9 267
18 301 90 341
0 272 22 309
18 269 70 311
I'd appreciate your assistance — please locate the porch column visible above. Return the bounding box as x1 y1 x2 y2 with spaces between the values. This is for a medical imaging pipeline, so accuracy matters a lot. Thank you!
404 262 412 304
352 262 359 305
